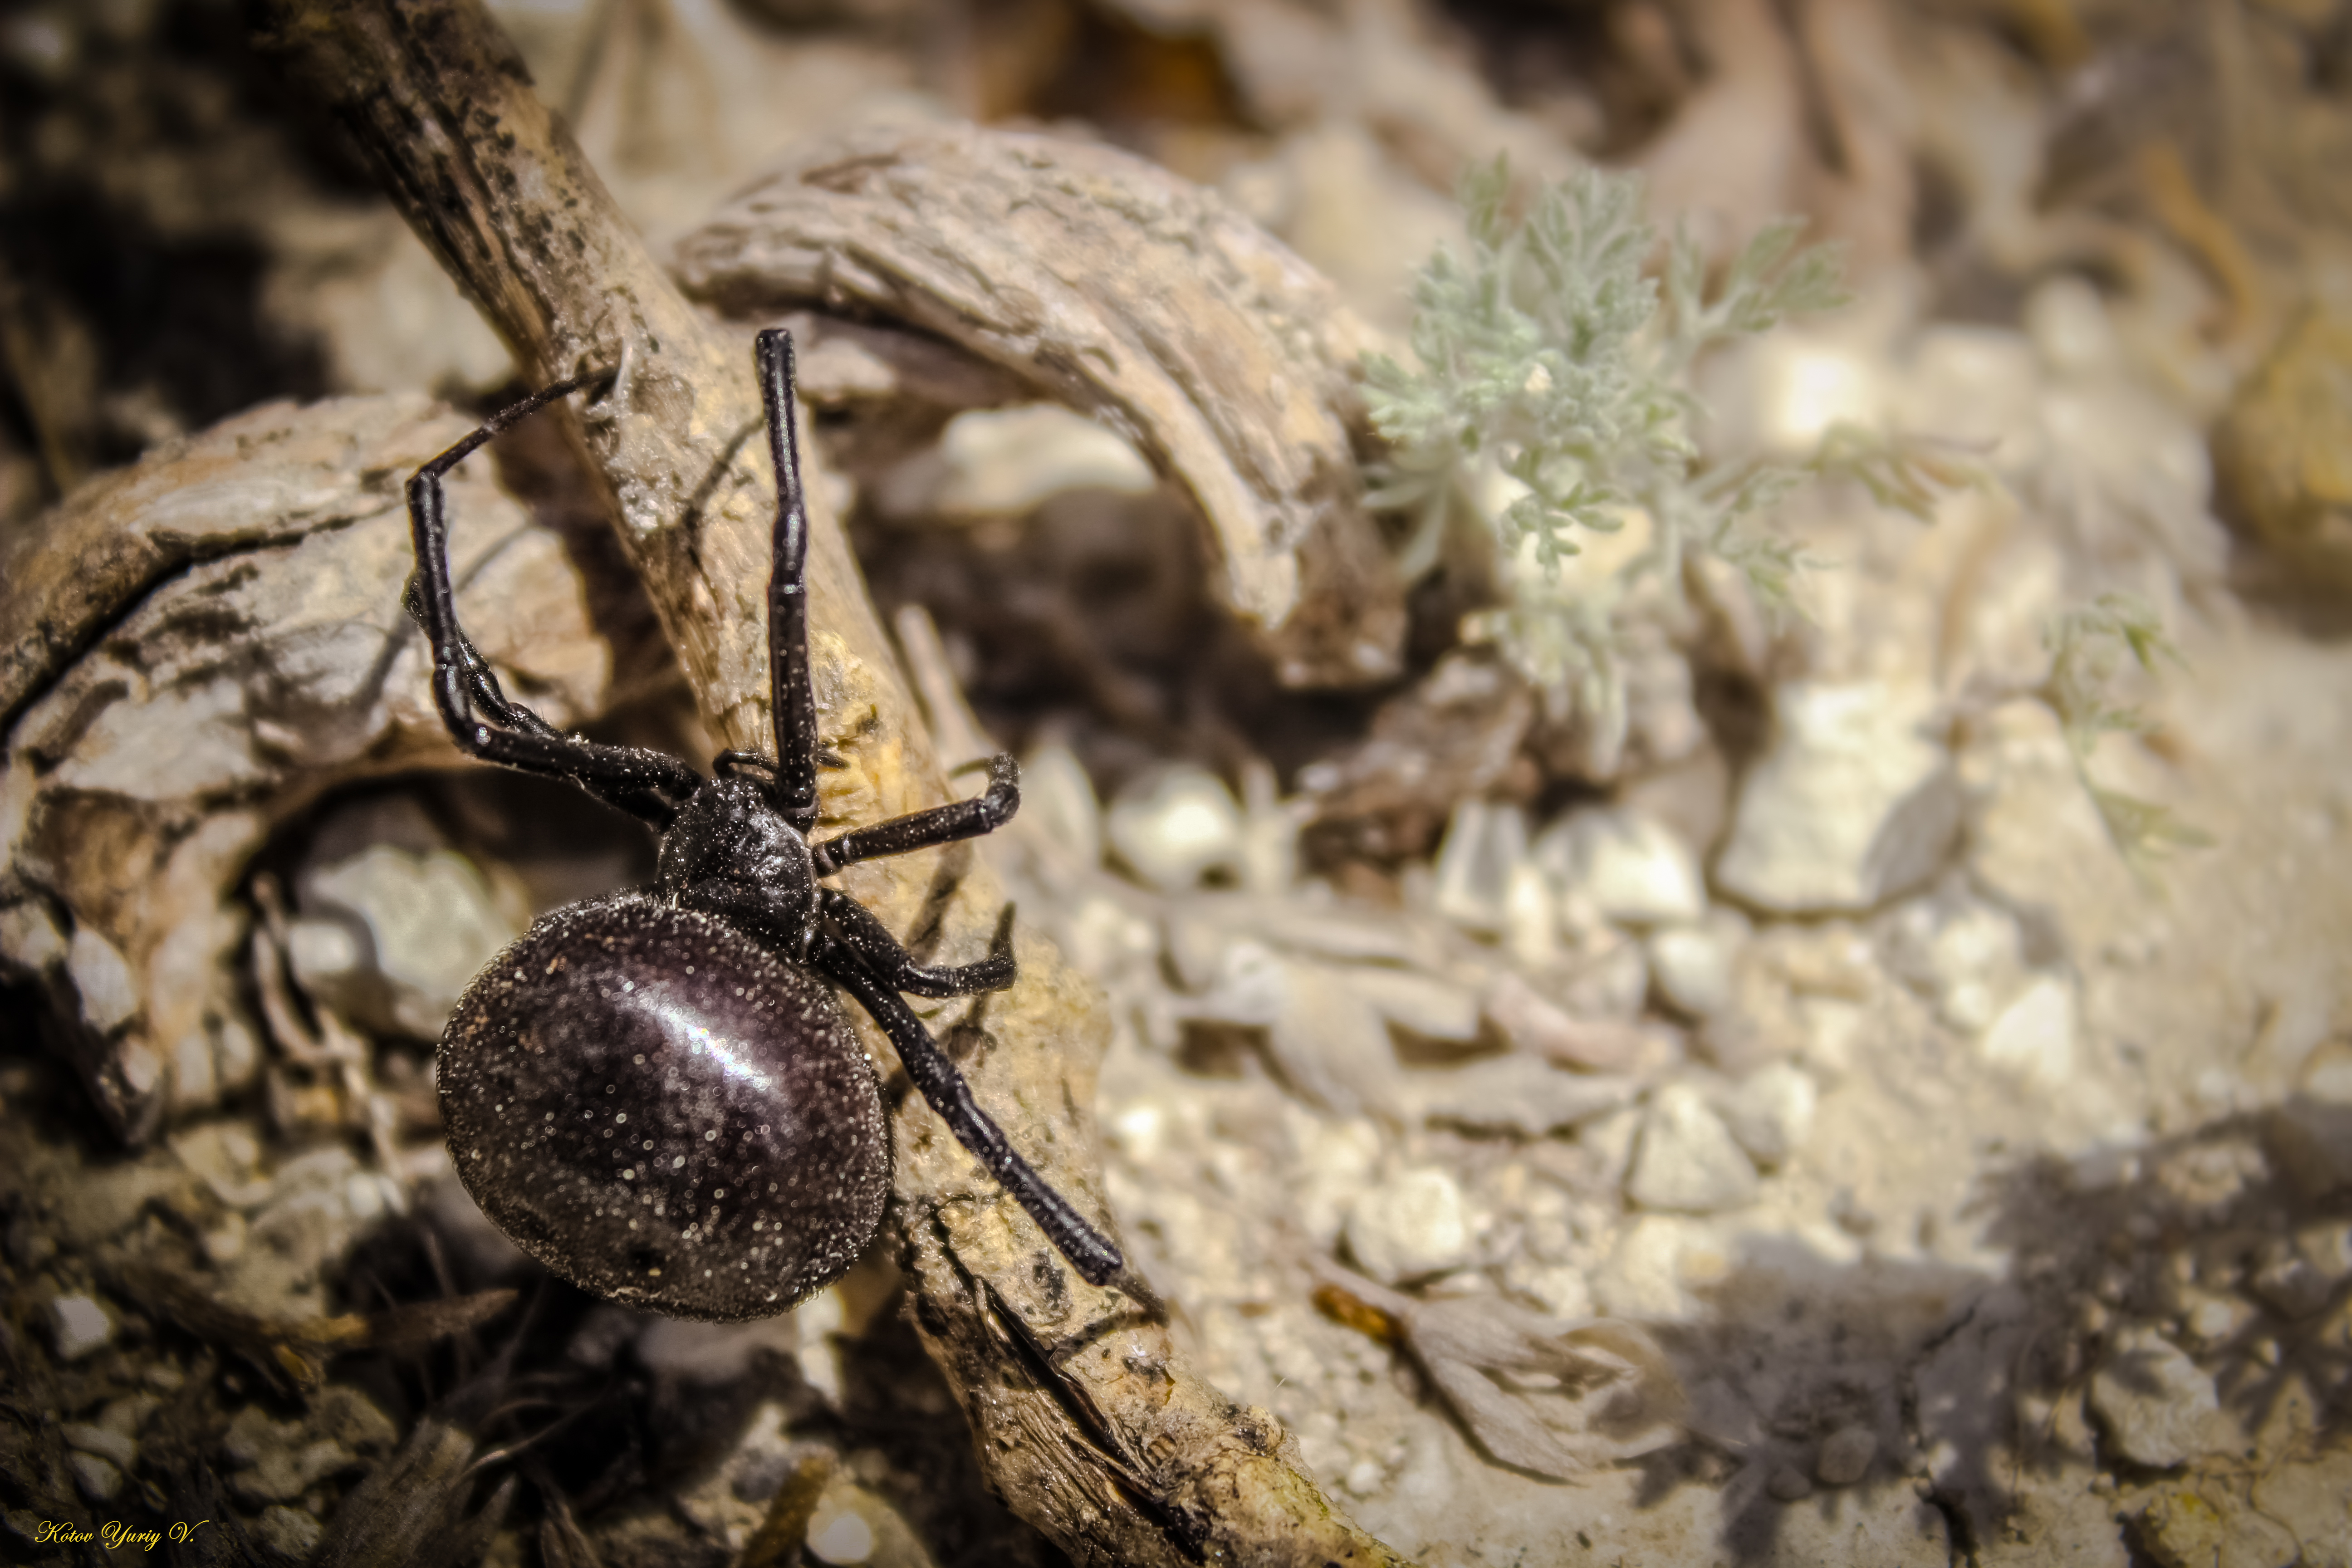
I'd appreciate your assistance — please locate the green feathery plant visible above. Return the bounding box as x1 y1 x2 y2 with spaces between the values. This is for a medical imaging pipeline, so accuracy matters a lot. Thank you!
1362 158 1964 766
2038 592 2209 869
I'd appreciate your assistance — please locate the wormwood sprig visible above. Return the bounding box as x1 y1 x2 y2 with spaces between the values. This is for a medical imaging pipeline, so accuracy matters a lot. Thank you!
2039 592 2210 868
1362 158 1958 770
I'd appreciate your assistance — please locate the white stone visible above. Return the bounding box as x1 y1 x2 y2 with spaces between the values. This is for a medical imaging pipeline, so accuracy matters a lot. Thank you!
1592 1214 1735 1321
69 1452 123 1501
1106 764 1243 891
1646 913 1744 1019
306 845 519 1038
1979 976 2076 1089
49 1293 114 1360
1626 1085 1759 1213
1880 887 2028 1032
1531 808 1705 927
876 401 1151 519
1345 1166 1473 1283
66 925 140 1032
1716 1063 1818 1169
1714 682 1962 915
61 1421 137 1472
2088 1328 2239 1468
1431 799 1529 935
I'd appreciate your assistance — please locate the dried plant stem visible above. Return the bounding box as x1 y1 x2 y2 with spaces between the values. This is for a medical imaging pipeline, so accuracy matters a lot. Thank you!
251 2 1410 1561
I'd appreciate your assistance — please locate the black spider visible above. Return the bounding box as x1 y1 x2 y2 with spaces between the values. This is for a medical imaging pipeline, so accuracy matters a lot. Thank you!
404 328 1125 1321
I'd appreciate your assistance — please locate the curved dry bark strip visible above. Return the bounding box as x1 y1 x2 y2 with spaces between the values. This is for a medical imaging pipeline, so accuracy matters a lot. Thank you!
672 121 1408 690
251 1 1413 1561
0 395 612 1141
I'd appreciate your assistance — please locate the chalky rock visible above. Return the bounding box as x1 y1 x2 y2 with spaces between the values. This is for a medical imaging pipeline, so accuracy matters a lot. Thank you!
1431 798 1529 935
2132 1481 2300 1568
1977 975 2077 1090
305 845 520 1039
1626 1085 1759 1213
440 895 889 1321
896 402 1156 519
1716 1062 1818 1169
2088 1328 2240 1469
1266 957 1400 1115
1646 911 1745 1019
48 1293 115 1360
1532 807 1705 926
1106 763 1244 891
1715 682 1962 915
1345 1166 1473 1282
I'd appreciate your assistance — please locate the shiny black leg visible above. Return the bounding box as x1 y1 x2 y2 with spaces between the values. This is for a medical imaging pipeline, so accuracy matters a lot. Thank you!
813 933 1124 1288
407 372 702 828
810 756 1020 877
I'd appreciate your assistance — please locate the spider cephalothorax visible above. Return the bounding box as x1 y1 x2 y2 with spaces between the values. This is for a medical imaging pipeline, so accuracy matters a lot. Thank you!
405 329 1123 1320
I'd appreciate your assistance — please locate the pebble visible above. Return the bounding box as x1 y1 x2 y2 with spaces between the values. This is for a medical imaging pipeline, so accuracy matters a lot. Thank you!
1978 976 2076 1089
1713 681 1963 915
919 402 1156 518
1531 807 1705 926
1431 799 1529 936
1345 1166 1473 1283
2210 305 2352 583
1625 1085 1759 1214
1815 1424 1877 1486
2087 1328 2239 1469
304 844 519 1038
68 1452 123 1502
48 1293 114 1359
1716 1063 1818 1169
1646 912 1744 1019
60 1421 137 1472
1106 764 1245 891
1766 1466 1815 1502
1878 887 2027 1033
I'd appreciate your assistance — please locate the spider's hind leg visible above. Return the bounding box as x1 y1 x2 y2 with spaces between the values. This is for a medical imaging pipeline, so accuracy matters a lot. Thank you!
813 934 1124 1288
817 889 1015 998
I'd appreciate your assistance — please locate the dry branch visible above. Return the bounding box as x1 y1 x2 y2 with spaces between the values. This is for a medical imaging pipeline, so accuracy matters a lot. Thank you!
250 1 1413 1560
673 122 1407 689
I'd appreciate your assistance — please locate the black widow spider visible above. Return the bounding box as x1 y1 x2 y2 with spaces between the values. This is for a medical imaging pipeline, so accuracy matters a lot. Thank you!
406 328 1125 1321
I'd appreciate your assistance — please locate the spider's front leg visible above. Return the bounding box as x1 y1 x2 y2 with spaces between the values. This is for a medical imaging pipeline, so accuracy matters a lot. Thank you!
810 755 1021 876
405 372 702 828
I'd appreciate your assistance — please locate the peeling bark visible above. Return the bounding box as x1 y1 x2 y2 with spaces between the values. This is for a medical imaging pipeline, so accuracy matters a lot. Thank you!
248 1 1414 1560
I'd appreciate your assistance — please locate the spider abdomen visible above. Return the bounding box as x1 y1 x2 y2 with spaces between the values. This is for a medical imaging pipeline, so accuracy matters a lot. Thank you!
439 894 889 1321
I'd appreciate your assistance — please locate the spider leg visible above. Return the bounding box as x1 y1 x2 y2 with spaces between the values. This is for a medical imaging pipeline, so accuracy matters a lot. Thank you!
407 373 704 829
816 888 1016 997
813 934 1123 1287
811 755 1019 876
756 328 820 835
